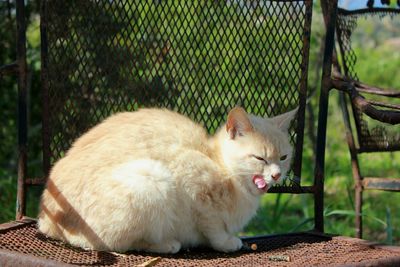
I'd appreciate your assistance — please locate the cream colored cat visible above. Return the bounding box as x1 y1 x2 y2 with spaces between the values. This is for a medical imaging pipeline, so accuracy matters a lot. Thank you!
38 107 296 253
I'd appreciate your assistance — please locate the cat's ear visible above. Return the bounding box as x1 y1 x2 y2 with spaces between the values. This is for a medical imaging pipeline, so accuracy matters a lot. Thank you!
226 107 253 139
269 107 298 132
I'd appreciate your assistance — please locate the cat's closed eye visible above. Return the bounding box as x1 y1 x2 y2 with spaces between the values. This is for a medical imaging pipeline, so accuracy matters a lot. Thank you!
252 155 268 164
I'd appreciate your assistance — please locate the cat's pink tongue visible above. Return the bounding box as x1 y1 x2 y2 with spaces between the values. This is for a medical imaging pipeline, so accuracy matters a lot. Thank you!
252 175 268 191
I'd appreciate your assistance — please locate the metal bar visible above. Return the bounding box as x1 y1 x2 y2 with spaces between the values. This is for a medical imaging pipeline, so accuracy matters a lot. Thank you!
241 231 331 242
335 51 364 238
332 79 400 125
0 218 36 232
292 0 313 180
366 99 400 110
268 186 315 194
338 7 400 16
358 145 400 153
355 184 363 239
314 0 338 233
332 72 400 98
16 0 28 220
351 91 400 124
0 62 19 76
0 249 73 267
334 14 365 150
362 178 400 191
306 32 327 157
40 0 51 177
339 92 364 239
25 178 47 185
356 83 400 97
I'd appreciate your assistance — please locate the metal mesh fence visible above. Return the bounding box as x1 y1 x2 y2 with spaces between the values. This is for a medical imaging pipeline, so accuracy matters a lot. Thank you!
41 0 312 184
336 8 400 152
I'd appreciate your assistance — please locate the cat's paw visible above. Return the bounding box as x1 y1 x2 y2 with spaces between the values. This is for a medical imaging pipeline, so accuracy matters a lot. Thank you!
212 236 243 253
167 240 182 254
147 240 181 254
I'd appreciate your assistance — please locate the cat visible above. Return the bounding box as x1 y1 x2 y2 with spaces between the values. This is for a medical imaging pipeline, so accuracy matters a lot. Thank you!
38 106 296 254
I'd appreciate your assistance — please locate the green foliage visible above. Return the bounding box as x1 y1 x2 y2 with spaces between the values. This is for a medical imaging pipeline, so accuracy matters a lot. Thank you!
0 1 18 189
0 169 16 222
0 1 18 221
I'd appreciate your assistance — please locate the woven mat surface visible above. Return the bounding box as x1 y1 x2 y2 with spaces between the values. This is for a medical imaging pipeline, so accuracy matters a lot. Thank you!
1 220 400 266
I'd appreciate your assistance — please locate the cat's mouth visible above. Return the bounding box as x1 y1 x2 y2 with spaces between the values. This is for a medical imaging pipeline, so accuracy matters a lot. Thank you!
252 175 268 193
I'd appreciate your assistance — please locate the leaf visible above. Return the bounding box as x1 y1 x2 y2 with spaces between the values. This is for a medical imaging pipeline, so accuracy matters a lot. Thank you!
324 209 356 217
290 217 314 232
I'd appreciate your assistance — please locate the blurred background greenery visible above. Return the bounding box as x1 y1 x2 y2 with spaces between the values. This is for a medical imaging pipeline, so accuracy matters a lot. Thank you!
1 0 399 246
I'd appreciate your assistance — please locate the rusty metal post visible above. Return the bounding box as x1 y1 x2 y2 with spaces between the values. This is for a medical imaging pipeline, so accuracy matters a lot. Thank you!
339 92 363 238
355 184 363 238
16 0 28 220
334 57 364 237
314 0 338 233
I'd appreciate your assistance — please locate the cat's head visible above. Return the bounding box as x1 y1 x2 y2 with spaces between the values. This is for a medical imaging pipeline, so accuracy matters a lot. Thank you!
219 106 297 195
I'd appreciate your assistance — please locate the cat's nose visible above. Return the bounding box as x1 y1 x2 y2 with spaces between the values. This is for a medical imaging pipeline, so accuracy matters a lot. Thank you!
271 172 281 181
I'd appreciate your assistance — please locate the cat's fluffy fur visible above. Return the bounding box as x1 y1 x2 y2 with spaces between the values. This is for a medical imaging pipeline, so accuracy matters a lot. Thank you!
38 107 296 253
